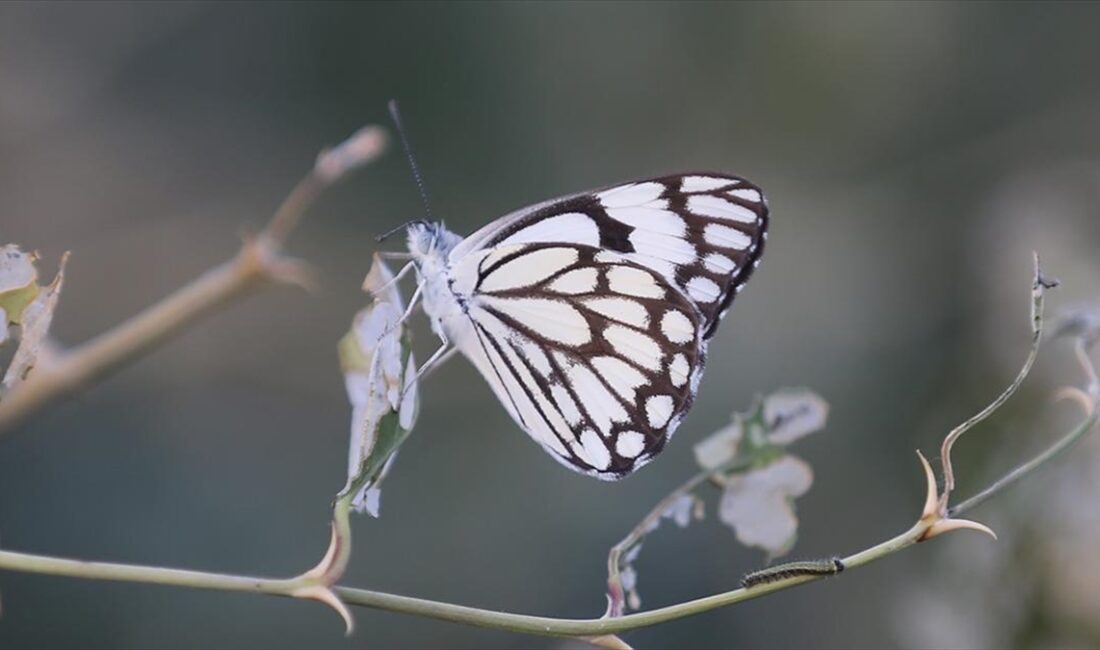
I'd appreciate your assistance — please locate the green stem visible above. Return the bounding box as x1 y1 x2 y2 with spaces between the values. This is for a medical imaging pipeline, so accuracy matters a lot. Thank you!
0 520 926 639
950 403 1100 517
0 387 1091 640
6 378 1091 637
0 548 301 596
1 360 1095 639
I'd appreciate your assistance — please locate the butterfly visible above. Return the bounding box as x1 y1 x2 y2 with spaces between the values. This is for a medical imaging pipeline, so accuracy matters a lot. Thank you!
398 173 768 480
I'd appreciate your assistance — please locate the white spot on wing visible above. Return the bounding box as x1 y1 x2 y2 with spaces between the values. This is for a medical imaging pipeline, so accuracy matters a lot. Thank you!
660 310 694 344
479 297 591 345
480 247 579 293
728 188 762 203
703 223 752 250
563 357 629 435
616 430 647 459
497 213 600 247
592 355 647 401
703 252 737 274
547 268 598 295
688 195 757 223
606 205 685 235
551 384 582 425
628 229 697 266
570 438 596 468
646 395 674 429
669 354 689 387
686 276 721 303
597 182 665 208
521 339 552 376
606 266 664 299
583 297 649 328
602 324 662 371
623 253 678 284
580 428 611 470
681 176 735 193
493 336 571 457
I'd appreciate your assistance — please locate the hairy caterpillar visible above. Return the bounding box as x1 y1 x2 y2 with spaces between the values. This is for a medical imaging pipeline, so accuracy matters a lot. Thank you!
741 558 845 588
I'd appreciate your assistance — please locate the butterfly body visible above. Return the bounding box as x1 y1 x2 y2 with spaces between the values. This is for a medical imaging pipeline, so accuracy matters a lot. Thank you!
405 173 768 480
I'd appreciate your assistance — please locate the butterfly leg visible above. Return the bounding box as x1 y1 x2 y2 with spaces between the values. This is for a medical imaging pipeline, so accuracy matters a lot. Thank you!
418 346 459 381
395 282 424 326
401 333 456 397
366 260 415 300
374 279 425 349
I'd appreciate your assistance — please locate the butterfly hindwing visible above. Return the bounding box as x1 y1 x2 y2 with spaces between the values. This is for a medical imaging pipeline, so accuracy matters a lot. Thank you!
451 243 705 478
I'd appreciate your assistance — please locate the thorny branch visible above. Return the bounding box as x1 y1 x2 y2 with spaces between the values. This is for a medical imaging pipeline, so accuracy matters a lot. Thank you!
2 251 1098 646
0 126 388 435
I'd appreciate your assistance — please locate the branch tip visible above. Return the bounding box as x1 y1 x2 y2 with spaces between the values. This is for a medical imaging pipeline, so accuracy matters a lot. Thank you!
315 125 389 183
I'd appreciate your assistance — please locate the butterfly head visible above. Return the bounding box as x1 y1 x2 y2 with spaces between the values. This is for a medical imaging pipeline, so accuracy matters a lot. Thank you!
406 220 461 263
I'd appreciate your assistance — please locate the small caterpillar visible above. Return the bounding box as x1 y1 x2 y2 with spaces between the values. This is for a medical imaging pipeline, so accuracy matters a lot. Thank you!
741 558 845 588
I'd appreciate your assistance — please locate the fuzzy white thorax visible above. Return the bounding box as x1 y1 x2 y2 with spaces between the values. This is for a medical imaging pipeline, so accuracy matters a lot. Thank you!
406 221 465 341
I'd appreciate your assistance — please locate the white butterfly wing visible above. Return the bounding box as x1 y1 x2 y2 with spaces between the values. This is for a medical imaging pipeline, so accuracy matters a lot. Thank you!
450 172 768 338
447 242 705 478
441 173 768 478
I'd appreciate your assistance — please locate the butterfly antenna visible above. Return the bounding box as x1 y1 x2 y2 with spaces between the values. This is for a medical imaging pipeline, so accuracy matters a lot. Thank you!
375 218 428 243
388 99 434 222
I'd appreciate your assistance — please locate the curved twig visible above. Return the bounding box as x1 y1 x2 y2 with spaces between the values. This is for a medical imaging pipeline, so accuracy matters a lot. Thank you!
0 127 387 435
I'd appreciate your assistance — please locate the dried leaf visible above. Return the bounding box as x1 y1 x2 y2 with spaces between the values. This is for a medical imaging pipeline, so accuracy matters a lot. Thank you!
694 388 828 473
2 252 67 393
338 254 418 516
693 419 744 472
619 545 642 611
661 493 698 529
605 492 704 616
718 455 813 559
0 244 40 325
361 250 401 304
763 388 829 445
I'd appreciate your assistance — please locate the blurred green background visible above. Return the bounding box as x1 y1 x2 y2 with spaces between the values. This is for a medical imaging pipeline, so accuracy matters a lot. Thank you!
3 2 1100 648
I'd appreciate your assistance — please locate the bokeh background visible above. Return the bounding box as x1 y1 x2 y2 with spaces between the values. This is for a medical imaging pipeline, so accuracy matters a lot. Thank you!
3 2 1100 648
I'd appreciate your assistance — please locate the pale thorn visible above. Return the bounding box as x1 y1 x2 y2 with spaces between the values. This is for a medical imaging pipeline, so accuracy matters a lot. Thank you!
924 517 998 541
915 450 997 542
582 634 634 650
290 583 354 635
916 450 942 524
268 257 320 293
291 523 354 635
1053 385 1096 416
235 232 318 290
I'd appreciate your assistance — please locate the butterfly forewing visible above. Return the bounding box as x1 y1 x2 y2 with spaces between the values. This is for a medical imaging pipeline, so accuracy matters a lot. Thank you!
452 173 768 339
450 243 705 477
